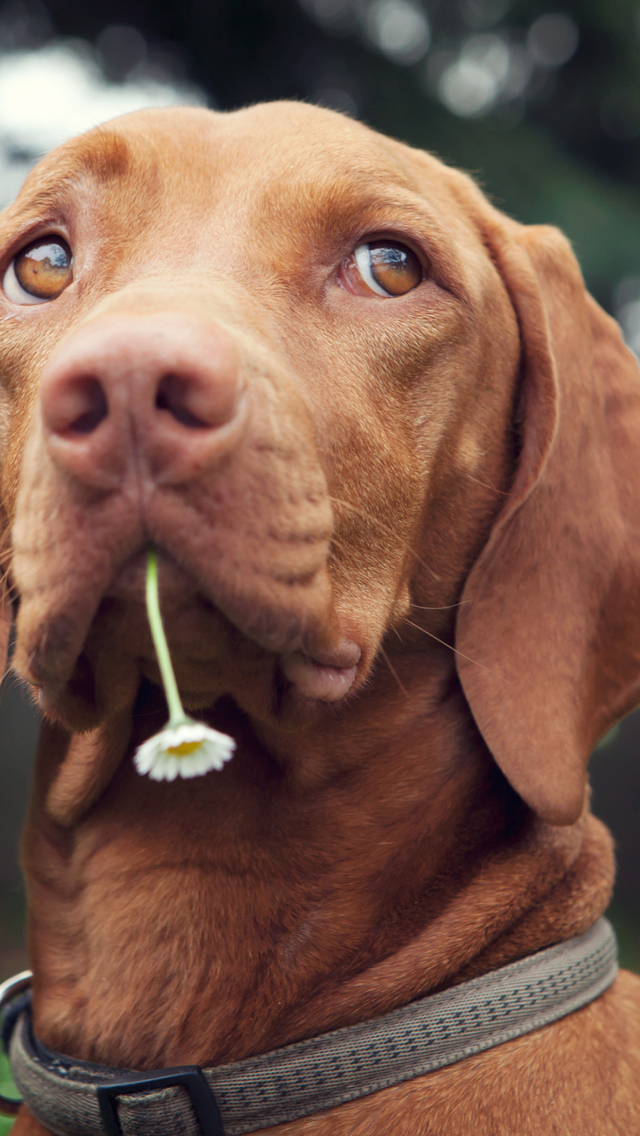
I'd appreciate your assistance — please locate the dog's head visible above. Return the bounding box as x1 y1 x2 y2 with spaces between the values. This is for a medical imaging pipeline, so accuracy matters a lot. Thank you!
1 103 639 827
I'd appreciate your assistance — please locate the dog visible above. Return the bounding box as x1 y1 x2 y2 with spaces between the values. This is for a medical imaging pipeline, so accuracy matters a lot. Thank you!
1 101 639 1134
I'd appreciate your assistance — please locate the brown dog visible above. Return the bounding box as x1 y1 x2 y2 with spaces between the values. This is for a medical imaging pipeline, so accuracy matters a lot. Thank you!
1 102 640 1134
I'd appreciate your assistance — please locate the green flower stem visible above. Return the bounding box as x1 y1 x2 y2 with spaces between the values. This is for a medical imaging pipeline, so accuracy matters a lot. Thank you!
145 546 186 725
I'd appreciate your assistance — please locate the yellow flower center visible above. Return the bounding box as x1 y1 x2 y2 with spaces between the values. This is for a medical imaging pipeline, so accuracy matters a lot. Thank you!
166 741 202 757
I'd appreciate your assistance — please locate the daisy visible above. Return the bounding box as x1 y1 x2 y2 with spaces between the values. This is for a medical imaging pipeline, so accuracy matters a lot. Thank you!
134 547 236 782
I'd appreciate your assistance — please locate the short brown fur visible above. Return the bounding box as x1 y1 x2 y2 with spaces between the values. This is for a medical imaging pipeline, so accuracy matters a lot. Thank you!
0 103 638 1133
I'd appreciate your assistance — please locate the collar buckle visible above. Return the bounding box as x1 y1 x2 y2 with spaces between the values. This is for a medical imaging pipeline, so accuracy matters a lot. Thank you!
97 1066 224 1136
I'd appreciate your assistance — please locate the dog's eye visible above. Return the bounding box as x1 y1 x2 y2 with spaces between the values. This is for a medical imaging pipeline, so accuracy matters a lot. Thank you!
344 240 422 297
3 237 73 305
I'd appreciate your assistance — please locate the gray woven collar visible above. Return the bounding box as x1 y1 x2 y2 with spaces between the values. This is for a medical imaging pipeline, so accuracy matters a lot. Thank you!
6 918 617 1136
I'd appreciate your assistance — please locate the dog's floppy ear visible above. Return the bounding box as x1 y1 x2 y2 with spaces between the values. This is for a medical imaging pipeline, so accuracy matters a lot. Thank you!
456 209 640 826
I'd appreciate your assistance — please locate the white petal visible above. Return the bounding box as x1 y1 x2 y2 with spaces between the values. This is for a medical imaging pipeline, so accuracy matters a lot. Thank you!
133 735 164 775
133 720 236 782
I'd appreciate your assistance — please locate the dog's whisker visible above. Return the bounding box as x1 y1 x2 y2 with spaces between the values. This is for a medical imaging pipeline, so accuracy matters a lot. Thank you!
378 645 409 698
329 495 441 582
402 618 496 675
466 473 510 497
410 600 471 611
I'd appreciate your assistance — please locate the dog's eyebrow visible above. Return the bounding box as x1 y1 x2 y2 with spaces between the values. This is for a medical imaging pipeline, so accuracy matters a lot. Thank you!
63 129 132 182
254 177 471 300
8 130 133 218
256 173 454 255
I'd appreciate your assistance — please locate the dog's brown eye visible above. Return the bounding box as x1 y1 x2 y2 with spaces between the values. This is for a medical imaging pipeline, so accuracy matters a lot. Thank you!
345 240 423 297
4 237 73 305
16 238 73 298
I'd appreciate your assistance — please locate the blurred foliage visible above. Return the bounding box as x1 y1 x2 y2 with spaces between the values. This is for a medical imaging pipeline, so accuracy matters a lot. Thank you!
0 1053 18 1135
509 0 640 187
609 907 640 974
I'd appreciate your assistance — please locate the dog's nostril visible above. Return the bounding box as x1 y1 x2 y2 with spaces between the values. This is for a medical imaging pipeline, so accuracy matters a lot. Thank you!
43 375 109 438
67 378 108 435
156 374 211 428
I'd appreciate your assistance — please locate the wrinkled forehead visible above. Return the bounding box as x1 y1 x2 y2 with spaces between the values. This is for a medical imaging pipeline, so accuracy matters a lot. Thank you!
2 103 492 300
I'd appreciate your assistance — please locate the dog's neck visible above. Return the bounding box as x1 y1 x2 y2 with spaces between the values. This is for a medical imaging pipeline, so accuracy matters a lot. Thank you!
23 651 613 1071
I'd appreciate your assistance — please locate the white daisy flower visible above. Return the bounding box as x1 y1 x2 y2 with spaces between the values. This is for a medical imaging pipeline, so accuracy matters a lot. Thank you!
134 718 235 782
134 547 236 782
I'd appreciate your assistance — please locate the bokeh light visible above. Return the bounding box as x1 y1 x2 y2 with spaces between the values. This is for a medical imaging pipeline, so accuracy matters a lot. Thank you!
527 12 578 69
0 14 205 208
365 0 430 65
614 277 640 359
437 34 510 117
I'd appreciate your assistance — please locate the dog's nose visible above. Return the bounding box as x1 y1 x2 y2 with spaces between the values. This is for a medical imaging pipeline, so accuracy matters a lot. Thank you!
39 314 244 489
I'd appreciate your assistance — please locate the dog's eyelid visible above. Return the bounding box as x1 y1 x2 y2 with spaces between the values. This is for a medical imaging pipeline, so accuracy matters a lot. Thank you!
2 218 72 260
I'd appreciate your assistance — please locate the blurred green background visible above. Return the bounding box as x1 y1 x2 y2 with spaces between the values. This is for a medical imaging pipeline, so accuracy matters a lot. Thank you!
1 0 640 1123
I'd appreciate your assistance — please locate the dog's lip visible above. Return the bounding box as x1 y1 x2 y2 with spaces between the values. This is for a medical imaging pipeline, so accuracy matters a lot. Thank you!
279 642 361 702
105 549 196 605
35 628 361 718
36 684 60 713
28 548 349 715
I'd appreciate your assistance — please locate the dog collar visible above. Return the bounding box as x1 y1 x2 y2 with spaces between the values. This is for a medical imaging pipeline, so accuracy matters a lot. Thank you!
0 918 617 1136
